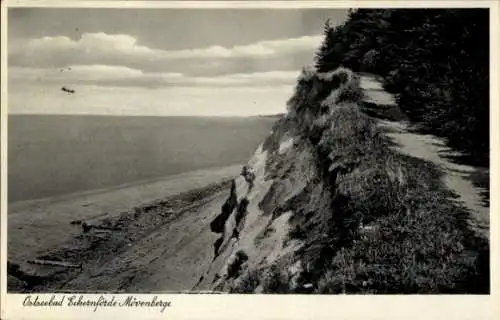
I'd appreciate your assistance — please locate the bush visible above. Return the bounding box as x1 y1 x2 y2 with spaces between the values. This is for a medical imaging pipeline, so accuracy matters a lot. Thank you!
262 264 291 293
229 269 261 293
289 225 307 240
226 250 249 279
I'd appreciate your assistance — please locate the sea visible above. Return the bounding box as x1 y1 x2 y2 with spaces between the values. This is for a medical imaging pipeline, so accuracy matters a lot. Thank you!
8 115 277 203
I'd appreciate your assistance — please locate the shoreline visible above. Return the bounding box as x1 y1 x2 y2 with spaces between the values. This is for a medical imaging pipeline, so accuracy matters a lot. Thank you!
9 164 242 211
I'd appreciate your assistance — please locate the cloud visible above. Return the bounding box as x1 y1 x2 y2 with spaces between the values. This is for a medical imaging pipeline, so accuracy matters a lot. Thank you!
9 32 323 75
20 33 154 57
9 65 300 88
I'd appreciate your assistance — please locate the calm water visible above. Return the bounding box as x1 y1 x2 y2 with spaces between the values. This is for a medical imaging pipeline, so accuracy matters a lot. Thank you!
8 115 276 202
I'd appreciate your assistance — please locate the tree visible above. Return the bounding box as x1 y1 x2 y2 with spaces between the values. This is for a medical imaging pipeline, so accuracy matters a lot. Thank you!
313 9 489 164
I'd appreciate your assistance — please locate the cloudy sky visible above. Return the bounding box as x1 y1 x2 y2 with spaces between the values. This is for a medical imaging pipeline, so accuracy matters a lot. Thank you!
8 8 348 116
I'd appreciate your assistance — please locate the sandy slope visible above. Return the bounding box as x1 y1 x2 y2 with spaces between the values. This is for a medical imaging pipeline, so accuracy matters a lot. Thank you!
60 189 230 292
8 165 241 267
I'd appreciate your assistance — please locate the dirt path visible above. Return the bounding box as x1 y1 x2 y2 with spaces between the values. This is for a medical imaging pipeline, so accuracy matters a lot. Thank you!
361 75 489 239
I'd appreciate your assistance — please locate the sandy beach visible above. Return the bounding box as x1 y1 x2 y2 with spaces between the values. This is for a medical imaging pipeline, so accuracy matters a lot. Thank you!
8 165 241 267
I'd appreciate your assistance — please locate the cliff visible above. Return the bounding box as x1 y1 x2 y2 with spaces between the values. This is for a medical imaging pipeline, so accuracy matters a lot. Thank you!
193 67 488 294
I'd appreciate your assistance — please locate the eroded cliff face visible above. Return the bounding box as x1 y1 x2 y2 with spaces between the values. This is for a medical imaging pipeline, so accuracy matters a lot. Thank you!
194 67 360 293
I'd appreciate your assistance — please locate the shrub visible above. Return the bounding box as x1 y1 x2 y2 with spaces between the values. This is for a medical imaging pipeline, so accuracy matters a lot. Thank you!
289 224 307 240
262 264 291 293
229 269 261 293
226 250 249 280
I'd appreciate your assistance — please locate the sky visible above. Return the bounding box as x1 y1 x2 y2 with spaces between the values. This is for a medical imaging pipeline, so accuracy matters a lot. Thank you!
8 8 349 116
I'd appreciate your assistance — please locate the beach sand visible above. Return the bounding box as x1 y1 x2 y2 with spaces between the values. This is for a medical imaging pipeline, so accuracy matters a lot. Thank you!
8 164 241 292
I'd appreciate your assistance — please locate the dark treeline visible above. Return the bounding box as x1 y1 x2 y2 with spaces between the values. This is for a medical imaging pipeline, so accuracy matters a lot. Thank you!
315 9 489 166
